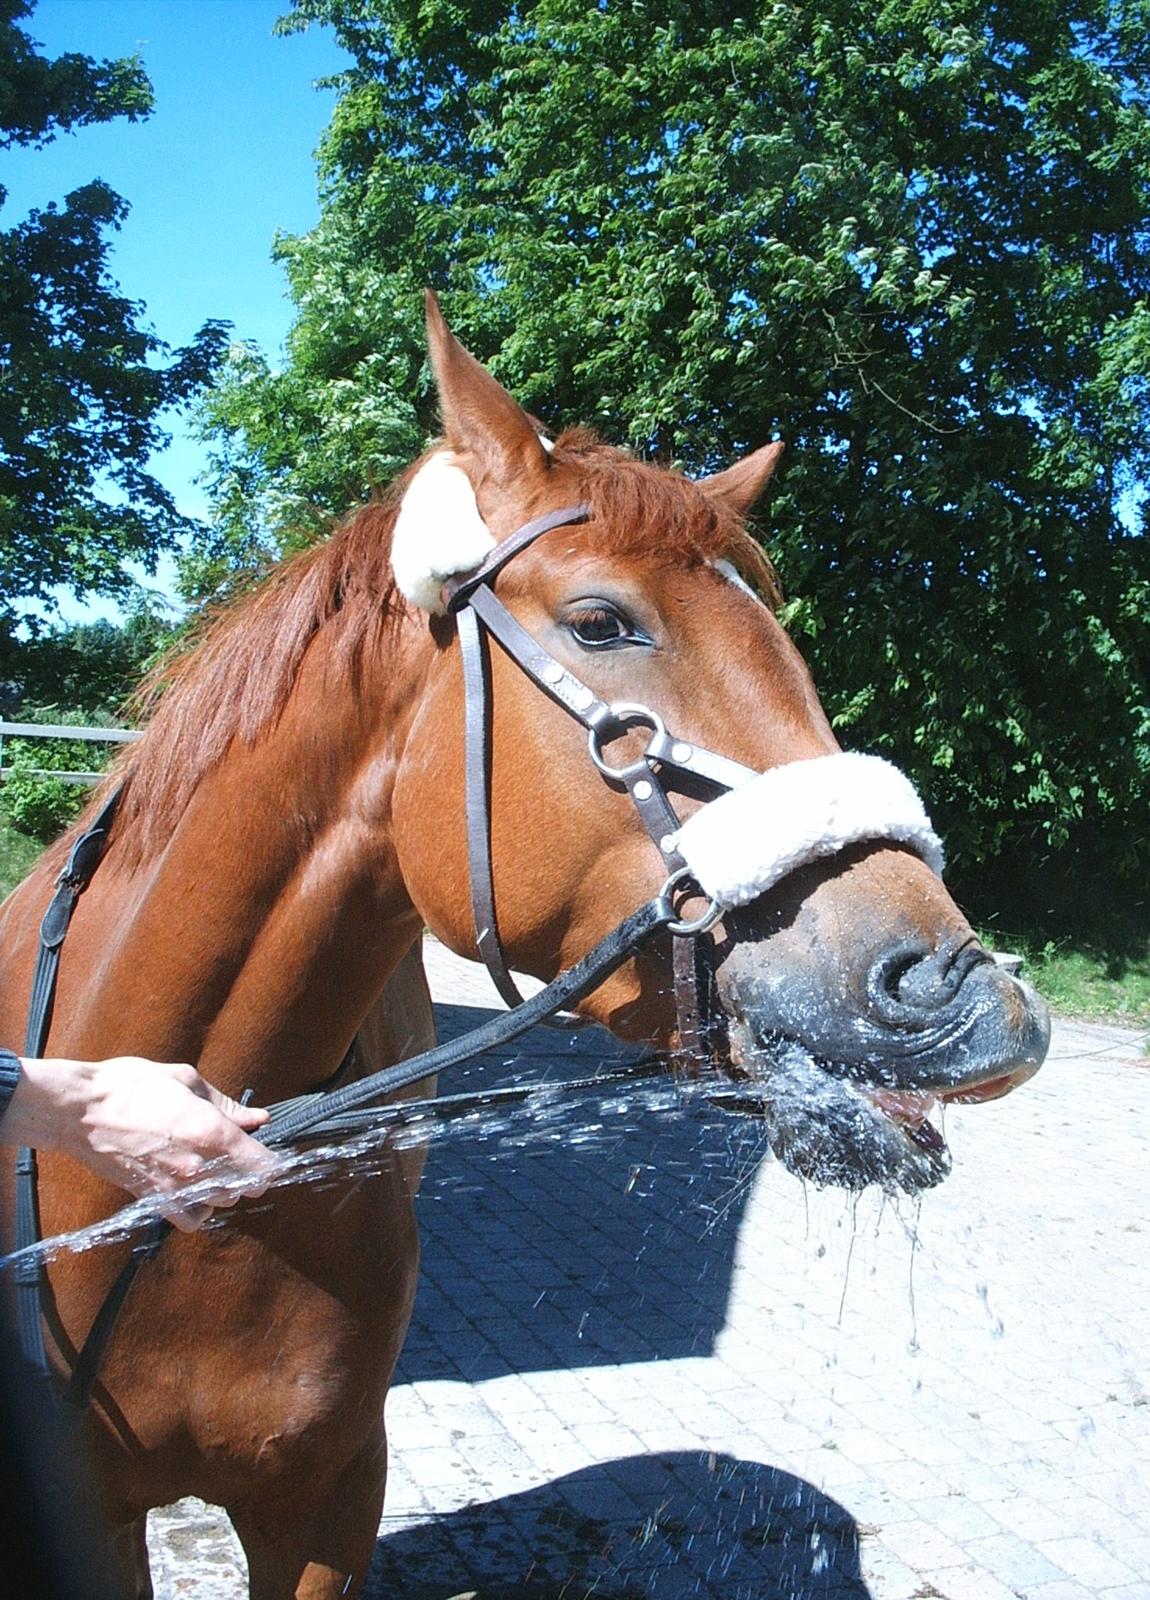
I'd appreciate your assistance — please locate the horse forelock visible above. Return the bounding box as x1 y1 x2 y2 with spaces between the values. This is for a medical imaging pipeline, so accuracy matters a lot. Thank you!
548 429 781 605
78 432 777 872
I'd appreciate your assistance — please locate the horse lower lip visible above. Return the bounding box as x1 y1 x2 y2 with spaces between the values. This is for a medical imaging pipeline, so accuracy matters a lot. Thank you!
861 1086 948 1157
863 1088 938 1128
941 1071 1021 1105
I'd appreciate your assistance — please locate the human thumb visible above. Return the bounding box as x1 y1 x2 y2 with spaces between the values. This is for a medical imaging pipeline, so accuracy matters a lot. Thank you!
206 1085 270 1130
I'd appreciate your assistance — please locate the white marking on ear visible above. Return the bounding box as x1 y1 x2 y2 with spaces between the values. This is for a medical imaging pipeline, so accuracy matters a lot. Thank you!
713 558 766 607
670 752 944 908
538 433 555 454
391 451 495 614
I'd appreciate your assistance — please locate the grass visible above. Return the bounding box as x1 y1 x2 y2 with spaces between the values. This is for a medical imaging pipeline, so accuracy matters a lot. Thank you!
2 815 1147 1035
983 928 1150 1032
966 864 1149 1034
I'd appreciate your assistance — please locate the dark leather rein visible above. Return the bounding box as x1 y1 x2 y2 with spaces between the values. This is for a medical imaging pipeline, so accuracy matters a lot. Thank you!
12 501 755 1410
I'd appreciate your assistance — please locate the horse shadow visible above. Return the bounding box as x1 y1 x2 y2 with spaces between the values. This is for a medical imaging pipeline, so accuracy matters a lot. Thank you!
366 1451 872 1598
396 1001 770 1383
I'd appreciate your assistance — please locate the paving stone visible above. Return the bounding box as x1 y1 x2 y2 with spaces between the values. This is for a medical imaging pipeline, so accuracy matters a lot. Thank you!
1026 1583 1112 1600
963 1529 1069 1588
989 1494 1084 1544
919 1562 1031 1600
1115 1535 1150 1577
856 1539 925 1599
1035 1536 1141 1589
146 943 1150 1598
871 1517 970 1571
908 1494 1003 1543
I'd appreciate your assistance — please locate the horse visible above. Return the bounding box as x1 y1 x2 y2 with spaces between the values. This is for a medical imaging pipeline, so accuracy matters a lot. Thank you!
0 294 1049 1599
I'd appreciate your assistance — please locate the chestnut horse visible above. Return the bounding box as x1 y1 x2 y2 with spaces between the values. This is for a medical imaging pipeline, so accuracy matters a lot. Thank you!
0 298 1048 1599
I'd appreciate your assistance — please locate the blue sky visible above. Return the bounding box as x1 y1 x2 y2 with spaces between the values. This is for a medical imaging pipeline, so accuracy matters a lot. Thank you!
4 0 351 617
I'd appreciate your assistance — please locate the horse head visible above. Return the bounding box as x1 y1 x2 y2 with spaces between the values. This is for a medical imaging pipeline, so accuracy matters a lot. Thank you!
391 295 1049 1193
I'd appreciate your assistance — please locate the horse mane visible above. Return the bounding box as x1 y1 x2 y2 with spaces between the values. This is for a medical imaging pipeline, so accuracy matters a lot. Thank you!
77 430 779 871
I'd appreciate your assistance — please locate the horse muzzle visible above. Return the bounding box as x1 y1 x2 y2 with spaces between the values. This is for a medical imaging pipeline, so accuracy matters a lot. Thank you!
713 896 1051 1194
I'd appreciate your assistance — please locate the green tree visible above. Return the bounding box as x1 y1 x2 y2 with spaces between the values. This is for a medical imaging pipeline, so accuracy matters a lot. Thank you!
204 0 1150 896
0 0 228 654
0 716 102 841
2 603 177 717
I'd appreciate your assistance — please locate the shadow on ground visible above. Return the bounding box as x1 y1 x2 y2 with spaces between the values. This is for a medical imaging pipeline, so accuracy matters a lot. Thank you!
367 1451 872 1599
396 1002 772 1384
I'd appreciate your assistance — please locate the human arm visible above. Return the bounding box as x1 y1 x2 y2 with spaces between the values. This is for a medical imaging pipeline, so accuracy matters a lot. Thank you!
0 1049 275 1232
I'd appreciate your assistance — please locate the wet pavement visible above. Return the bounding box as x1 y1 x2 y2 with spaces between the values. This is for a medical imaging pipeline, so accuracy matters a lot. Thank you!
149 939 1150 1599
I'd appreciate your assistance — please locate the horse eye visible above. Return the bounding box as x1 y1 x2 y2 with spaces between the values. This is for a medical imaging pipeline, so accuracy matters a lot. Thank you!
569 605 632 648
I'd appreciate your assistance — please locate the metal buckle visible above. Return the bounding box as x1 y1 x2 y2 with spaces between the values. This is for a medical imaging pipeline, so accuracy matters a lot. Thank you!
660 866 723 936
587 703 667 784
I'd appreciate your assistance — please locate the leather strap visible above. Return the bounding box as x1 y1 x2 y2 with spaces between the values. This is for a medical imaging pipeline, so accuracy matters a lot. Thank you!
262 893 679 1146
11 788 174 1416
265 1056 668 1144
445 503 594 609
16 790 121 1383
445 507 745 1063
61 1221 169 1412
672 932 727 1080
467 585 688 859
457 602 525 1010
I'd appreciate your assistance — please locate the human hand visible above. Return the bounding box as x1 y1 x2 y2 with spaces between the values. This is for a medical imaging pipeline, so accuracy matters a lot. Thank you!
8 1056 277 1232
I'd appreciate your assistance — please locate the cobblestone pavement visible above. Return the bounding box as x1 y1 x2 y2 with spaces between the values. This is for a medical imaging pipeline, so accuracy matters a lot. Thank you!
150 940 1150 1600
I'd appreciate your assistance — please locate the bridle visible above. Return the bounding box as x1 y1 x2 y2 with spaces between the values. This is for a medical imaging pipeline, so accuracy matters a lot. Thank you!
10 500 760 1410
444 500 757 1055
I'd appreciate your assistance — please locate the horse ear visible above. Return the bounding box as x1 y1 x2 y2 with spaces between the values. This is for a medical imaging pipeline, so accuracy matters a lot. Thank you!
424 291 550 481
700 441 785 517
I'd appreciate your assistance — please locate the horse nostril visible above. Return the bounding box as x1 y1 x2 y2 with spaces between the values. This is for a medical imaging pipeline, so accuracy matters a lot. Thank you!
868 934 989 1019
872 945 921 1001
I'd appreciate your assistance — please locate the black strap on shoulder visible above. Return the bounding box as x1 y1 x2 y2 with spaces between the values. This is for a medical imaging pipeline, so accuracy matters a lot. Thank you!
60 1221 169 1413
22 790 122 1060
16 791 122 1384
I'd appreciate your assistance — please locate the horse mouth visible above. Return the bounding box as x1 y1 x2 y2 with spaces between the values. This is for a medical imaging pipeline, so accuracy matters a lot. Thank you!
711 1032 1038 1195
862 1087 947 1157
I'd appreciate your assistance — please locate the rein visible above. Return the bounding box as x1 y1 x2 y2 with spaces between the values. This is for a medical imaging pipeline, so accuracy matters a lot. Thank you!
10 500 752 1411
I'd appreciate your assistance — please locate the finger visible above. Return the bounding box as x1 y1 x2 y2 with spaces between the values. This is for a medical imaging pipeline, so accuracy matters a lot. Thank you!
223 1137 279 1178
233 1172 272 1200
204 1085 270 1128
197 1174 261 1209
234 1104 271 1130
161 1201 214 1234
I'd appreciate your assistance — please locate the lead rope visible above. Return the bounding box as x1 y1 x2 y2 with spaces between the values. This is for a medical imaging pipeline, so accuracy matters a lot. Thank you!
261 895 680 1146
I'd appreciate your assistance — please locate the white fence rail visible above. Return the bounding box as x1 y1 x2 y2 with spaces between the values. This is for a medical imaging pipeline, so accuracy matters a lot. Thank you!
0 721 140 785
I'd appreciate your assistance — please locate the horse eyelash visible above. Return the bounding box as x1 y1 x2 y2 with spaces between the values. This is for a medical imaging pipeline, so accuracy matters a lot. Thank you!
568 605 651 649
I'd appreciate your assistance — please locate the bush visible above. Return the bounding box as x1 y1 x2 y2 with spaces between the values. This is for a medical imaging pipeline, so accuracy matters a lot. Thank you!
0 711 116 843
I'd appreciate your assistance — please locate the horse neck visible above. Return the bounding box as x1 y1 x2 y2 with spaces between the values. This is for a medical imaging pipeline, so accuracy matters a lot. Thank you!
72 613 437 1102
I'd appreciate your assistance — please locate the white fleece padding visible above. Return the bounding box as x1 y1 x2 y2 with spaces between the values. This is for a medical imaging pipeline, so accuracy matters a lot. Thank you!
670 752 945 908
391 436 557 613
391 451 496 614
